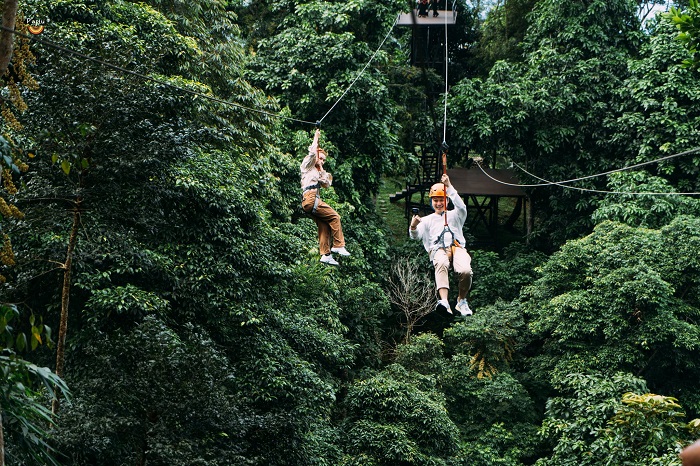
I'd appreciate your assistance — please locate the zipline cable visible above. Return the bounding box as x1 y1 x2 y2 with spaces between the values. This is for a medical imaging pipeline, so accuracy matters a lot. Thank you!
510 161 700 196
318 16 399 124
472 147 700 195
442 1 449 145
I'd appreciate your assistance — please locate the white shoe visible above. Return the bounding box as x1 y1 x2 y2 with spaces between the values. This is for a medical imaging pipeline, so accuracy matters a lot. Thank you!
456 299 472 316
331 246 351 256
435 299 452 314
320 254 339 266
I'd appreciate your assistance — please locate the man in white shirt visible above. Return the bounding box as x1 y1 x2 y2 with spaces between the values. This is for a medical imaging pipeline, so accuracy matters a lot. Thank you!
409 174 473 316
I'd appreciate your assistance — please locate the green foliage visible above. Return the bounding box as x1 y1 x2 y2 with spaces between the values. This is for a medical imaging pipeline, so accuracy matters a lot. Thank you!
609 16 700 193
444 301 525 379
522 218 700 412
394 332 447 376
474 0 538 74
470 243 547 307
536 372 650 466
592 171 700 228
54 316 252 465
450 0 645 246
666 0 700 69
7 1 388 464
595 392 688 465
7 0 700 464
536 372 696 466
341 363 460 465
0 303 68 466
244 0 404 204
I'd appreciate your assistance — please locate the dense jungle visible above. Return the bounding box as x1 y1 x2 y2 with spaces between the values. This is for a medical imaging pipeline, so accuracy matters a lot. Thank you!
1 0 700 464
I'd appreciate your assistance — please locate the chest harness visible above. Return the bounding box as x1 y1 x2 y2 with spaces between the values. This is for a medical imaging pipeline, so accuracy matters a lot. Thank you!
433 211 459 249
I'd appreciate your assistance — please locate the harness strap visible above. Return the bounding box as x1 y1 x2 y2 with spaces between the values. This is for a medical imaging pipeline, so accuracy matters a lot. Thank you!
301 183 321 214
434 223 453 249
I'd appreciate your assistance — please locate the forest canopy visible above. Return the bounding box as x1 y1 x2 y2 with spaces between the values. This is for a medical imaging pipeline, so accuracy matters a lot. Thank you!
1 0 700 464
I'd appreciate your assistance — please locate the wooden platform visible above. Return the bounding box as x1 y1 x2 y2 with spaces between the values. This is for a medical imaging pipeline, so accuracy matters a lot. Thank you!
446 167 525 198
397 10 458 26
393 165 530 244
447 167 528 241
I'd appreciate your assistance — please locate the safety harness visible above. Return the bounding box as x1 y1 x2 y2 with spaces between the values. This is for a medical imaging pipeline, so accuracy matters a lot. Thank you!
434 212 457 249
302 183 321 214
433 142 461 253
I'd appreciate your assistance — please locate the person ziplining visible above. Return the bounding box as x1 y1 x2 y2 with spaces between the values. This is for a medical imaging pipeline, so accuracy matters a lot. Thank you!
409 145 474 316
300 128 351 266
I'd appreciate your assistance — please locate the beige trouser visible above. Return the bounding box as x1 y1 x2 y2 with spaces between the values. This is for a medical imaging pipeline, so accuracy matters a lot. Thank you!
431 247 473 298
302 190 346 255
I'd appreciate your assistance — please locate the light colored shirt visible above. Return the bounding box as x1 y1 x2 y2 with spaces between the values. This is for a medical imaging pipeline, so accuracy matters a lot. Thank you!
409 185 467 252
300 137 332 191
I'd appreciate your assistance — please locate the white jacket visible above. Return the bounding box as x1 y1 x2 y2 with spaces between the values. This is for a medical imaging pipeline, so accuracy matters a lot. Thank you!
409 185 467 253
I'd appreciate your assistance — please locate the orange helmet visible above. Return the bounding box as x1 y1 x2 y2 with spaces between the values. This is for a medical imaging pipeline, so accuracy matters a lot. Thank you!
429 183 445 198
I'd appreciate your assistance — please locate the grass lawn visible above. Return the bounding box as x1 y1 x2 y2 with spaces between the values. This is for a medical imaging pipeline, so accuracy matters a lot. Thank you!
376 177 412 246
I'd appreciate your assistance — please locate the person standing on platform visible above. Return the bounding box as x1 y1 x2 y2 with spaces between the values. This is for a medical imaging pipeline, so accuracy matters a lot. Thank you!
417 0 429 18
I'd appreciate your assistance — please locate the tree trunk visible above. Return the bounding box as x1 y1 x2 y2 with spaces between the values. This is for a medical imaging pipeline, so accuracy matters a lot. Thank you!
52 198 81 415
0 0 18 76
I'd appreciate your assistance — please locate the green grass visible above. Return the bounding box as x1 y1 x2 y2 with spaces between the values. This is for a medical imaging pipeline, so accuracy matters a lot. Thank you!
376 177 412 245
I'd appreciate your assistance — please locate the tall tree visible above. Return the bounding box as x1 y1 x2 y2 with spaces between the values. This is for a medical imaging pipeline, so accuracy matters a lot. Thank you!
449 0 644 247
0 0 17 76
7 0 392 462
244 0 405 205
521 218 700 413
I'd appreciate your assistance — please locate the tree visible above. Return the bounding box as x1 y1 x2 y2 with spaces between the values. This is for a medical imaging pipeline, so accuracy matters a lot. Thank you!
521 218 700 413
244 0 405 205
387 256 435 343
604 15 700 198
592 171 700 228
473 0 538 75
0 303 68 466
537 372 649 466
7 1 393 462
341 363 460 465
667 0 700 69
0 0 17 76
449 0 644 247
536 372 697 465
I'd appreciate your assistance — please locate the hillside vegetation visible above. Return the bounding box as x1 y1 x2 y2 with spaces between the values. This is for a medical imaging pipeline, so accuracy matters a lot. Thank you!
1 0 700 464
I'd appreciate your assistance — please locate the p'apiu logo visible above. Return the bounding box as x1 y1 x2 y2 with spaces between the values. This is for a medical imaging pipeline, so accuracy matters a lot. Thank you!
25 17 46 35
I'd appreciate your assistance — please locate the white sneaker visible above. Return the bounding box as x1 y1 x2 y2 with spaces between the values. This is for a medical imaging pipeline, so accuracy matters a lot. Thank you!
331 246 351 256
435 299 452 314
456 299 473 316
320 254 339 266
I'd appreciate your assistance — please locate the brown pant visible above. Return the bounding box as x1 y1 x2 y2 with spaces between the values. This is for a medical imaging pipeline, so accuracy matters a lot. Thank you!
431 247 472 298
302 190 346 255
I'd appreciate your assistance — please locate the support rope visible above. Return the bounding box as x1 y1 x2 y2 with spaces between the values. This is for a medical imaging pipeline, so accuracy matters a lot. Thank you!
442 1 449 145
471 147 700 196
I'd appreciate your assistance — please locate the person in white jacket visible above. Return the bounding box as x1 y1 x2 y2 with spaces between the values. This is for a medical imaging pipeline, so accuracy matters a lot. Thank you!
300 128 350 266
409 174 473 316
